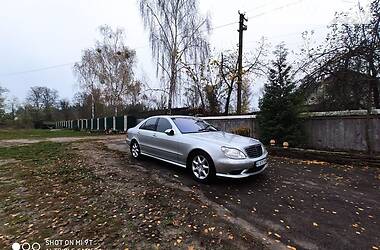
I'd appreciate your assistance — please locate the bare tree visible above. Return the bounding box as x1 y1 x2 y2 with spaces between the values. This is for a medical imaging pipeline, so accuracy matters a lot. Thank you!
5 96 19 120
59 99 71 120
27 87 44 111
0 85 8 119
26 86 58 121
241 79 252 113
299 0 380 109
74 49 99 118
183 56 225 113
218 39 268 114
139 0 210 111
74 25 136 116
128 80 144 106
182 61 208 110
95 25 136 115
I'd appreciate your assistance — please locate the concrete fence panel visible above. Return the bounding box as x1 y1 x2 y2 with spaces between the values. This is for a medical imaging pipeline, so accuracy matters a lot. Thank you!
202 111 379 153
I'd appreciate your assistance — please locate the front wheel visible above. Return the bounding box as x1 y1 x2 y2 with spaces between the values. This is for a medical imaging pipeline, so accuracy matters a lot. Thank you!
190 152 215 183
130 141 141 159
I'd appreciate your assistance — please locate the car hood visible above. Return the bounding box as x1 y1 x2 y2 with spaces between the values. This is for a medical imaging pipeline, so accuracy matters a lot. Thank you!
184 131 260 149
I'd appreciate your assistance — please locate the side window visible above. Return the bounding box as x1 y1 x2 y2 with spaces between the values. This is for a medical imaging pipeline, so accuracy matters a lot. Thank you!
140 118 158 131
156 118 172 133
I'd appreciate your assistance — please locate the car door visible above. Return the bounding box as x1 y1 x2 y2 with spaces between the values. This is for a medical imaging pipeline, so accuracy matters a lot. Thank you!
138 117 159 156
154 118 181 163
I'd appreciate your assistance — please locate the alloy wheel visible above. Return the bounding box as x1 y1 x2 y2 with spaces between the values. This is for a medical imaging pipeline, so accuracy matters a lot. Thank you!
192 155 210 180
131 142 140 158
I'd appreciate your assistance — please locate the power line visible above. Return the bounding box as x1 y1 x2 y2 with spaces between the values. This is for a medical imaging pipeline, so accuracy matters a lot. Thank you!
0 62 75 77
244 0 288 14
210 21 239 31
208 0 307 32
0 0 309 77
246 0 307 19
245 25 328 45
0 45 150 77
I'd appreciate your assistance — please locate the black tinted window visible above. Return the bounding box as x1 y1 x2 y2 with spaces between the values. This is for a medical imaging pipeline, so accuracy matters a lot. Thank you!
140 118 158 131
156 118 172 132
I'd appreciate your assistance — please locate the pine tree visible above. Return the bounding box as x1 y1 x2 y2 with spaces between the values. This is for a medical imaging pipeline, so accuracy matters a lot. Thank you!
257 44 305 146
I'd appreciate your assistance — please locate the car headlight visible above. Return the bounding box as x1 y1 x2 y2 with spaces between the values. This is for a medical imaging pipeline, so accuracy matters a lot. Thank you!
221 146 247 159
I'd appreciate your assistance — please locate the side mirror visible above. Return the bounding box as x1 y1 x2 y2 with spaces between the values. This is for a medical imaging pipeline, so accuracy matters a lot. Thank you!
164 129 174 136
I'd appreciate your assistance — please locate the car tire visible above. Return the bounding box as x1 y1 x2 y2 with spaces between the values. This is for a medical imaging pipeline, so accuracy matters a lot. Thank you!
189 151 215 183
130 141 141 159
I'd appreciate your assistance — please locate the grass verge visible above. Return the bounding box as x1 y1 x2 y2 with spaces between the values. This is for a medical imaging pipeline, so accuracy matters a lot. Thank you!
0 129 91 140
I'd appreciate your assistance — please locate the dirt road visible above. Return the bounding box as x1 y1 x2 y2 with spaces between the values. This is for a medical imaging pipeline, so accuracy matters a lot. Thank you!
1 135 379 249
107 137 380 250
0 137 273 250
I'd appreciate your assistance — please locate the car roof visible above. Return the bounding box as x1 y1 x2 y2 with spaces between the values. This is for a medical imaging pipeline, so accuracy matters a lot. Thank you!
146 115 195 119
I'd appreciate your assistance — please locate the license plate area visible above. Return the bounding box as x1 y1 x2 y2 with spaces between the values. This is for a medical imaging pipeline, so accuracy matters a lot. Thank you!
256 158 267 167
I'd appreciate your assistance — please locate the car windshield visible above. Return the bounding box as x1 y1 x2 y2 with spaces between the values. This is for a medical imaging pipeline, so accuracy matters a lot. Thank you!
171 117 218 134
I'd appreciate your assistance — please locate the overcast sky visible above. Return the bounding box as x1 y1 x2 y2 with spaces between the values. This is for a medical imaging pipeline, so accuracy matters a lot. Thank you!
0 0 371 108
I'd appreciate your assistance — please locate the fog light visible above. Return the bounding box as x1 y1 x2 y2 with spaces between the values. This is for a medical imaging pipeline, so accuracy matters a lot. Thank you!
270 139 276 146
283 142 289 148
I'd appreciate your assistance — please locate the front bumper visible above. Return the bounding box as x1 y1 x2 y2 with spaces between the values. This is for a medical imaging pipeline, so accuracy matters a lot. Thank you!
216 164 268 178
214 152 268 178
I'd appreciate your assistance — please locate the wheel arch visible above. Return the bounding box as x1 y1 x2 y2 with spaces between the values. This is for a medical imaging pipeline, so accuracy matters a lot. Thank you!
186 148 214 169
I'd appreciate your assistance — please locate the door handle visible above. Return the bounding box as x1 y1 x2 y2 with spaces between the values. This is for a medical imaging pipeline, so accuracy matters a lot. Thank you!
152 133 157 137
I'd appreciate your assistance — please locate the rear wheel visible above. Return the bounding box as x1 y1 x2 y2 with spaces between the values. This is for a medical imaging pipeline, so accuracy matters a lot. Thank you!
189 152 215 183
130 141 141 159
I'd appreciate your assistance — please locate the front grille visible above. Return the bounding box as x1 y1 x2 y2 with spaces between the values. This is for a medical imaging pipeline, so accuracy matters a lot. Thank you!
244 144 263 158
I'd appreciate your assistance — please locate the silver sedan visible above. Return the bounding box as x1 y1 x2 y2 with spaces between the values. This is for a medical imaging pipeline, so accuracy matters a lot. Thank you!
126 115 268 183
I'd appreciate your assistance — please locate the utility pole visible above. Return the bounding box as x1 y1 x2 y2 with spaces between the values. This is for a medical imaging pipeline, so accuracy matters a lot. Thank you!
237 11 247 114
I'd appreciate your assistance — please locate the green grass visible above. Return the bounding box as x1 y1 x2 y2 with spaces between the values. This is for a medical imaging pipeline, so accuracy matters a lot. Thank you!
0 141 98 247
0 141 66 164
0 129 91 140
